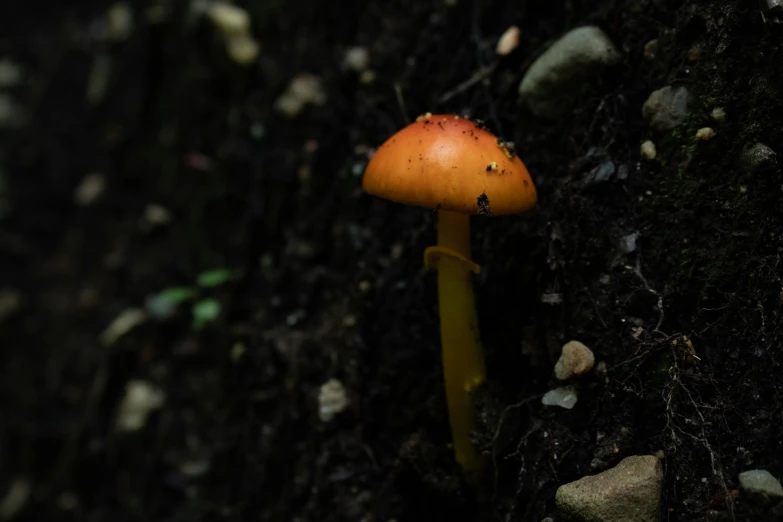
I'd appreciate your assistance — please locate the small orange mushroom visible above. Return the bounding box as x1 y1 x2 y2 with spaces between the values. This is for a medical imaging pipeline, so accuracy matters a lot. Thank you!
363 114 537 474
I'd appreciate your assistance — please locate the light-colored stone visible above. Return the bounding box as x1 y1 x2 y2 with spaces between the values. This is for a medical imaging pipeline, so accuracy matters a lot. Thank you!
710 107 726 122
343 47 370 72
496 26 520 56
519 26 620 118
275 74 327 118
101 307 146 346
554 340 595 380
207 2 250 37
115 380 165 431
318 378 349 421
738 469 783 498
695 127 715 140
556 455 663 522
642 86 690 132
74 173 106 206
106 3 134 41
226 33 260 65
640 140 657 160
542 386 578 409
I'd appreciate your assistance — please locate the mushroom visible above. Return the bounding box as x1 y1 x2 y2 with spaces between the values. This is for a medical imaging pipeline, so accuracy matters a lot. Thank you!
362 114 537 473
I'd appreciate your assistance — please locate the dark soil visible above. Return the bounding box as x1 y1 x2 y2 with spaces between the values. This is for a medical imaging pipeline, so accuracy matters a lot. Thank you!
1 0 782 521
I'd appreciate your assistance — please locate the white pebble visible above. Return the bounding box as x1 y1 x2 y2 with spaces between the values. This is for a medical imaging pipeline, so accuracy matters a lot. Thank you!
143 203 171 226
343 46 370 72
695 127 716 140
711 107 726 122
542 386 578 409
318 378 349 422
495 26 520 56
115 380 165 431
74 173 106 206
101 307 146 346
275 74 326 117
640 140 657 160
106 3 134 41
226 33 260 65
207 2 250 37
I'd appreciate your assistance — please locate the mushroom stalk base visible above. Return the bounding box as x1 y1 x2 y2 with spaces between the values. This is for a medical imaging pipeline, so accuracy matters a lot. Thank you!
424 209 486 474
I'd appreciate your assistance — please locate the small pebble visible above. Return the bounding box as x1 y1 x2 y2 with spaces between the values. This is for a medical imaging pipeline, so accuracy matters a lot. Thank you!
207 2 250 37
495 26 520 56
519 26 620 118
142 203 171 226
115 380 165 431
343 46 370 72
318 378 349 422
542 386 578 409
556 455 663 522
554 341 595 380
618 232 639 254
101 307 146 346
106 3 134 41
640 140 657 160
711 107 726 122
74 173 106 206
738 469 783 499
642 86 690 131
226 33 260 65
275 74 327 118
695 127 715 140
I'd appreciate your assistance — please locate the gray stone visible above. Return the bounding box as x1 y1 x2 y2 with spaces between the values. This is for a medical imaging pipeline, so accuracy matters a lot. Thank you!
642 86 690 132
618 232 639 254
519 26 620 119
738 143 776 174
738 469 783 499
556 455 663 522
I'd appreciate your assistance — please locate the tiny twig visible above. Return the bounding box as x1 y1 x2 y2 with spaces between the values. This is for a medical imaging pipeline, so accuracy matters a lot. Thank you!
394 83 410 125
438 65 496 104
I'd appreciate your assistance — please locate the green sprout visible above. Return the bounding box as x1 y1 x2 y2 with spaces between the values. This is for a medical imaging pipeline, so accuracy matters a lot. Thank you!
145 268 234 329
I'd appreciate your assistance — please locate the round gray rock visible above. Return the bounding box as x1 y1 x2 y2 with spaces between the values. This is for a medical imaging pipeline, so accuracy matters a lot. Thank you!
642 86 690 132
518 26 620 119
556 455 663 522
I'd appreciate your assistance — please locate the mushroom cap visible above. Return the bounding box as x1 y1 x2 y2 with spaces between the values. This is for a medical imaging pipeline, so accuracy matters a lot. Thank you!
362 114 537 216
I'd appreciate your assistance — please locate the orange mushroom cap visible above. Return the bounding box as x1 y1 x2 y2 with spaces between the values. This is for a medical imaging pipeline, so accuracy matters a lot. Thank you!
362 114 537 216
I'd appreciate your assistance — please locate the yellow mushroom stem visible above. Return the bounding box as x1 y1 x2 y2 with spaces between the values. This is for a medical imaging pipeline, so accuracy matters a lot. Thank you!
423 208 486 473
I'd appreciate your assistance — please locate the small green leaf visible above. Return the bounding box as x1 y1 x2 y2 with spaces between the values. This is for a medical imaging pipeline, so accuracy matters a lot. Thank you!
192 298 221 329
196 268 233 288
145 287 196 319
158 287 196 303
